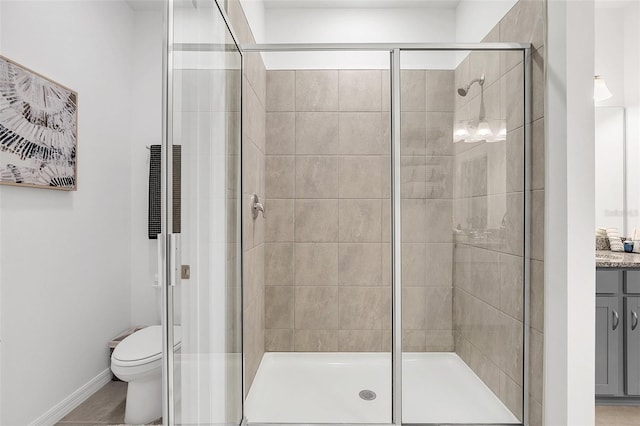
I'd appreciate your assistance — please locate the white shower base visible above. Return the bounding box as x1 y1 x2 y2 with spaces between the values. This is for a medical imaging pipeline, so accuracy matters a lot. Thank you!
245 352 519 424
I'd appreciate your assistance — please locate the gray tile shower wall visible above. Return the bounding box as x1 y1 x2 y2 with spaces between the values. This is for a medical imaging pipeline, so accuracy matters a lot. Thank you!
452 0 545 422
264 69 457 353
227 0 266 396
400 69 456 352
264 69 393 353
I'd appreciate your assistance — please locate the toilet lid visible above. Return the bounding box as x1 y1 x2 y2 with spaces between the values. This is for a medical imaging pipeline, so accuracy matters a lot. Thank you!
112 325 182 365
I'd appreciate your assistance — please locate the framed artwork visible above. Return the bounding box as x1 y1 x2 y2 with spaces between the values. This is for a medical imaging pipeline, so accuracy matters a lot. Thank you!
0 55 78 190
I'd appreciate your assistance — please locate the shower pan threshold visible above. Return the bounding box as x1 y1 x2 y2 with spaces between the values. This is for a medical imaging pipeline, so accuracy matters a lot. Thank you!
245 352 519 425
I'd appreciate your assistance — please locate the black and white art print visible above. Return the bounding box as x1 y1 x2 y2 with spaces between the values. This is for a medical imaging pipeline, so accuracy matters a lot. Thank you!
0 55 78 190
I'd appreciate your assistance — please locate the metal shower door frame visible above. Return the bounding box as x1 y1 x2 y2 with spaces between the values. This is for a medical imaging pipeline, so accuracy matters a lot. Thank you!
239 42 531 426
160 0 175 423
161 0 245 425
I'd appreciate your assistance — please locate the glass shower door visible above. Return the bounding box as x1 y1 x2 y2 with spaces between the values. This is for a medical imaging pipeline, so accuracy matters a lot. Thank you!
163 1 243 424
397 49 526 425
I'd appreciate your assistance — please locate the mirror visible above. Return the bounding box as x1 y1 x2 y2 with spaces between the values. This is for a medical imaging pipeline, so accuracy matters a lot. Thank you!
595 106 625 234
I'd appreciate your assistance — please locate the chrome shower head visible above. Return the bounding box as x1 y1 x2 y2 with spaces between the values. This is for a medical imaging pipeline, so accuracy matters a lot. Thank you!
457 74 485 97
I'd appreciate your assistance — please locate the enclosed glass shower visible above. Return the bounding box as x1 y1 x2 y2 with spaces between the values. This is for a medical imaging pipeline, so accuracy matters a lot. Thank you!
158 1 530 425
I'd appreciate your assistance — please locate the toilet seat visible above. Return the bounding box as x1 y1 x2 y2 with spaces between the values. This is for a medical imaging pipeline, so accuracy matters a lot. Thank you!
112 325 182 368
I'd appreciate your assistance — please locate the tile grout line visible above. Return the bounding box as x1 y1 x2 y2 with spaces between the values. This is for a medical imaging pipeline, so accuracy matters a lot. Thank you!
292 69 297 351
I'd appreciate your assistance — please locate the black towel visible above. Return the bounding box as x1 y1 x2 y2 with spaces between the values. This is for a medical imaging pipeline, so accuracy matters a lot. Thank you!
148 145 181 239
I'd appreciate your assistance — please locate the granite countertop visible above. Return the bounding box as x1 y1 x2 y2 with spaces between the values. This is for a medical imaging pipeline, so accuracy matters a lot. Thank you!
596 250 640 268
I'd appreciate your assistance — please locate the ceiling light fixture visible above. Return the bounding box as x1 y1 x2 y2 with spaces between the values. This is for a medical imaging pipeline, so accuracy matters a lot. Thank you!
476 121 492 138
594 75 613 102
454 124 470 143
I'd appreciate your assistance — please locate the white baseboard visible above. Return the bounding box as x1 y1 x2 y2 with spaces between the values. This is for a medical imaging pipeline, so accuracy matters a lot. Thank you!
29 368 113 426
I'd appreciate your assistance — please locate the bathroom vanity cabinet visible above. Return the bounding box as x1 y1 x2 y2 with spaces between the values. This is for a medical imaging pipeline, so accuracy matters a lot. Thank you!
596 270 640 400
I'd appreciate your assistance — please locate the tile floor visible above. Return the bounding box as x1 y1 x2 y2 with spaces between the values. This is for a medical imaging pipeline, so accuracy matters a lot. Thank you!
56 381 160 425
596 405 640 426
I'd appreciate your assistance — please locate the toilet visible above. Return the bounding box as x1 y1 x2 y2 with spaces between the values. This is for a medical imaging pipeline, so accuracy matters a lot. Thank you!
111 325 182 424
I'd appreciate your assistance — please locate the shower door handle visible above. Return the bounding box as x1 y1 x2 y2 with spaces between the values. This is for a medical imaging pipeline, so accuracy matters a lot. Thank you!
168 233 181 287
158 233 182 287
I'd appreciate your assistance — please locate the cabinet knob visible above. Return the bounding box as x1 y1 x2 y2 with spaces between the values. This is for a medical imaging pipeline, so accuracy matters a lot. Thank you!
632 310 639 331
613 310 620 330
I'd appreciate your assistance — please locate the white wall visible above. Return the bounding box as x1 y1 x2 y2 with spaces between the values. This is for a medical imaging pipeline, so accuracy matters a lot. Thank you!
545 0 595 424
0 1 136 424
262 6 457 69
240 0 266 43
594 6 625 107
455 0 517 43
240 0 520 70
265 6 456 44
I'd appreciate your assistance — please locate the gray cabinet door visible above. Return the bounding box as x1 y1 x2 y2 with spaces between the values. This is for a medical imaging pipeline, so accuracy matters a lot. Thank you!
626 296 640 395
596 296 623 395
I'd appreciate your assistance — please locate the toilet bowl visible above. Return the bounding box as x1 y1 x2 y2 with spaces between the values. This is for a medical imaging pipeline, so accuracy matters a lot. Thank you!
111 325 182 425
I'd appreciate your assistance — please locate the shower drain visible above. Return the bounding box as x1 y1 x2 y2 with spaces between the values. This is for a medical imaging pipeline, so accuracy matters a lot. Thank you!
359 390 377 401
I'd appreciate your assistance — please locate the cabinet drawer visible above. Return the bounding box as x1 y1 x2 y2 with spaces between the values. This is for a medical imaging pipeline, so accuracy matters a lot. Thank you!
626 271 640 294
597 271 623 294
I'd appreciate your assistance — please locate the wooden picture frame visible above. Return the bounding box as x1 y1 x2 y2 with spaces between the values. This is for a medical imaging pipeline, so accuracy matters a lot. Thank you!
0 55 78 191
